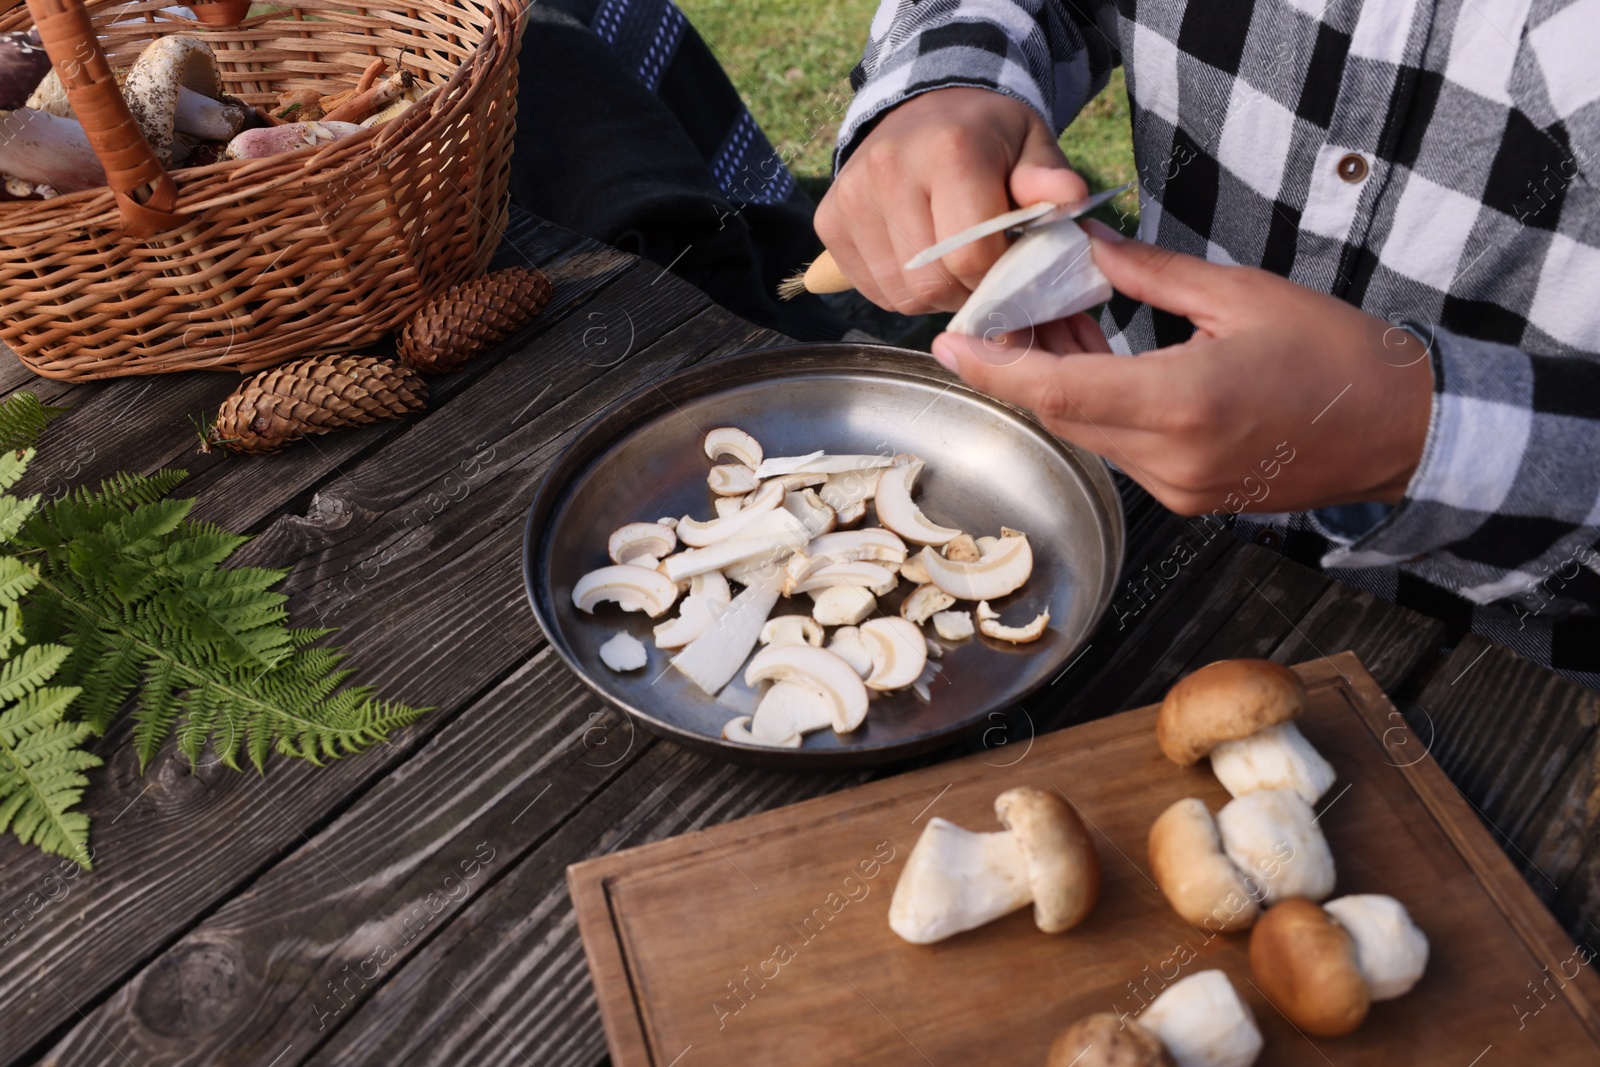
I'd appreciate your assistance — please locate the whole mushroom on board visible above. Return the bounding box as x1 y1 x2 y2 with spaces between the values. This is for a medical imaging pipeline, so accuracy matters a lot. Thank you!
1136 970 1263 1067
1157 659 1336 805
889 786 1098 943
1214 788 1336 905
1046 1012 1175 1067
1148 797 1261 933
1250 894 1429 1037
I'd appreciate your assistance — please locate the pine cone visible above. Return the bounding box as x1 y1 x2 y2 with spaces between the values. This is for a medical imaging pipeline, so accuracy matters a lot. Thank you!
397 266 554 373
206 354 426 455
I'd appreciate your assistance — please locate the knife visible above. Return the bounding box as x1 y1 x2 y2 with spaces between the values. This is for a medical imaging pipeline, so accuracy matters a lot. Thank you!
777 181 1134 299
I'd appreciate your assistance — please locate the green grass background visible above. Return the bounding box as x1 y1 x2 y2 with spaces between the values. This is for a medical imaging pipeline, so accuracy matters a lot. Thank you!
676 0 1139 231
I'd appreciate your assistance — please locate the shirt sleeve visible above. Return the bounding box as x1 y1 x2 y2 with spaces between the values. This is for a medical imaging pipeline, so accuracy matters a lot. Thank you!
834 0 1120 172
1318 322 1600 609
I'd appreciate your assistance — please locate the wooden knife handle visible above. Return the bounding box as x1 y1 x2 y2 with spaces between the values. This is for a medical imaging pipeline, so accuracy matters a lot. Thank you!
801 250 853 294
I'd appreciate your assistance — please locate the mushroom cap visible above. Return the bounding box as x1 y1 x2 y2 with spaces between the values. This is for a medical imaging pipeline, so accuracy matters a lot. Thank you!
1047 1013 1174 1067
0 30 52 111
1138 970 1262 1067
1148 797 1260 934
1323 894 1429 1000
1249 897 1370 1037
1157 659 1307 766
1209 720 1336 805
993 786 1099 933
1215 788 1336 905
123 35 225 163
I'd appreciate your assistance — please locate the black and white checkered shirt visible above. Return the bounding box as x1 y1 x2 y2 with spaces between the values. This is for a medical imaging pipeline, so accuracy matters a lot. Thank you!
838 0 1600 683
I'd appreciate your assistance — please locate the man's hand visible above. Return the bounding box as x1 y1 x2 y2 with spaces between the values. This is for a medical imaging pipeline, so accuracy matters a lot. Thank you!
929 224 1436 516
816 88 1087 314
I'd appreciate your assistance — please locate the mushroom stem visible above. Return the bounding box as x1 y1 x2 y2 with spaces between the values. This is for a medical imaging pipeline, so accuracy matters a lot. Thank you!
888 818 1032 944
173 85 248 140
0 107 106 193
323 69 414 124
1209 720 1336 805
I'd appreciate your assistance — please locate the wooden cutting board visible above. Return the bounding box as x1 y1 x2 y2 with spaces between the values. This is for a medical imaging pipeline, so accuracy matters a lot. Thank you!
569 653 1600 1065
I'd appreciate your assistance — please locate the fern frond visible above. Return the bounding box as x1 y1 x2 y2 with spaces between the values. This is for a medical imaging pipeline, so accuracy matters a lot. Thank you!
0 393 67 453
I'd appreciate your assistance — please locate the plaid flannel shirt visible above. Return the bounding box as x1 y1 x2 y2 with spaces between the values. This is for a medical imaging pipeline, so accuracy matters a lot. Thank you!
838 0 1600 682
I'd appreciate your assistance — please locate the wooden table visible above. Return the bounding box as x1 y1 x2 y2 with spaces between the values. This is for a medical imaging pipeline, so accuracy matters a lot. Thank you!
1 210 1596 1066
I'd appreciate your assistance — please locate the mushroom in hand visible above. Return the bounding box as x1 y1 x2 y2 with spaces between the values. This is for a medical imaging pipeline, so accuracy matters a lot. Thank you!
1137 970 1263 1067
1214 788 1335 905
889 786 1098 943
1158 659 1336 805
1148 797 1261 933
1046 1012 1174 1067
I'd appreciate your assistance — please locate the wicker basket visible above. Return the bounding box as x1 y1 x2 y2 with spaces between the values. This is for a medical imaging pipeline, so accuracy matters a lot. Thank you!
0 0 524 380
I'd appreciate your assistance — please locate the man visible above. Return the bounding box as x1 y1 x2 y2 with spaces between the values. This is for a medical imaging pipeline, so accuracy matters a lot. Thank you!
817 0 1600 683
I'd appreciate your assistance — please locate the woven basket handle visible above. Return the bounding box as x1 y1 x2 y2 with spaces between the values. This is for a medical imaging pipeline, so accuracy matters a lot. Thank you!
25 0 182 236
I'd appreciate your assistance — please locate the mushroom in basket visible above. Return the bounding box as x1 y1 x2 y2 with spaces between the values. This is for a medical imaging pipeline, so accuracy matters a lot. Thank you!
889 786 1098 944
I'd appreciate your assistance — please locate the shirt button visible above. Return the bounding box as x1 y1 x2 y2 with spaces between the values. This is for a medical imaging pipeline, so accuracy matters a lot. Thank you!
1337 153 1369 183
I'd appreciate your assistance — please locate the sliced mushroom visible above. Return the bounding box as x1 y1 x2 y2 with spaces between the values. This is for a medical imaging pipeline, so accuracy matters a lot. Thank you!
572 564 680 617
652 571 732 648
673 572 784 695
944 533 981 562
659 510 809 582
976 600 1050 643
744 644 868 732
888 787 1098 944
713 495 745 518
1215 788 1335 905
770 471 828 492
789 561 899 597
704 426 762 469
1322 894 1429 1001
818 468 882 515
901 583 956 624
800 528 908 571
859 616 927 690
1158 659 1336 805
1148 797 1260 933
598 632 647 672
676 481 784 546
607 521 677 565
759 614 824 648
827 626 875 677
656 516 679 529
919 529 1032 601
874 457 961 545
976 535 1001 556
899 552 931 585
748 680 834 744
835 500 867 526
1137 970 1263 1067
708 464 759 496
722 715 801 748
756 452 894 478
811 585 876 627
948 218 1111 337
782 488 837 537
931 610 974 641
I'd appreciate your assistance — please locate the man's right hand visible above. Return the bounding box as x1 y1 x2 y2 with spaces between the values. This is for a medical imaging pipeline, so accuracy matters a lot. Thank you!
815 87 1090 314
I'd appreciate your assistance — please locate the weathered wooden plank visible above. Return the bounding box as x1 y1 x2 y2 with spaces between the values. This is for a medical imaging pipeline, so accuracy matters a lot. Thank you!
0 256 759 1065
307 743 870 1066
1270 581 1446 694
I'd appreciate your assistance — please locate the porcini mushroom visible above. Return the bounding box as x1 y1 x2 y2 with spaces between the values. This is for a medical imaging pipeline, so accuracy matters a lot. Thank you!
1047 1013 1174 1067
1157 659 1336 805
827 625 874 677
901 583 956 624
708 464 758 496
1148 797 1261 933
932 610 974 641
652 570 731 648
811 585 876 626
919 528 1033 601
1136 970 1263 1067
860 616 928 690
874 457 962 545
1214 788 1335 905
799 528 907 572
756 452 893 478
944 533 981 562
789 560 899 597
121 36 247 164
704 426 762 468
572 564 680 617
744 680 835 745
889 786 1098 943
818 468 882 516
1248 897 1370 1037
672 572 783 694
759 614 824 648
658 510 809 582
676 481 783 546
782 488 836 537
722 715 801 748
744 643 868 732
598 632 647 672
976 600 1050 643
1321 894 1429 1001
900 553 932 585
948 218 1112 337
608 521 677 565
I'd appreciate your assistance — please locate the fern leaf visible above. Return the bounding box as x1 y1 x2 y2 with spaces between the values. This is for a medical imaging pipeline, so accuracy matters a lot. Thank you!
0 393 67 453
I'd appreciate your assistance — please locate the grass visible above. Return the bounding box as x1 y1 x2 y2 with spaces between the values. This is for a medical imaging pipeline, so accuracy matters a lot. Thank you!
676 0 1139 231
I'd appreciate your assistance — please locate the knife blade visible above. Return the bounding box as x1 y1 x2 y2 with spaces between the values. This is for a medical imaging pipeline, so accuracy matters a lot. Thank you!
903 181 1135 271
